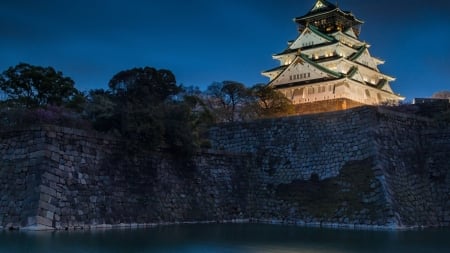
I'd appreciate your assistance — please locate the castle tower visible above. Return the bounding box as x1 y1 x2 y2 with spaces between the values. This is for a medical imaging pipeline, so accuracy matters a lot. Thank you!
262 0 404 112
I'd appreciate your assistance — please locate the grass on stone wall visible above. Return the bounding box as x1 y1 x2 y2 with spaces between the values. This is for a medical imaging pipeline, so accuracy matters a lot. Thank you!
276 158 379 219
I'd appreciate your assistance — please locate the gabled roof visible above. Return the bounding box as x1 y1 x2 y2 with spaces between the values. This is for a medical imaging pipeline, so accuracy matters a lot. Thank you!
348 45 367 61
267 53 343 87
308 25 336 42
343 27 357 39
312 57 396 81
309 0 337 15
346 66 358 78
376 79 388 89
295 0 363 24
284 24 337 52
332 31 366 48
298 53 342 78
301 41 358 57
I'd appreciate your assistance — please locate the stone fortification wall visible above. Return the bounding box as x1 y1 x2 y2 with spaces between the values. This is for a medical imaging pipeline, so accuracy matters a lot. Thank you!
1 106 449 230
0 130 42 229
210 107 397 227
210 106 377 182
209 106 450 228
375 109 450 227
0 126 250 230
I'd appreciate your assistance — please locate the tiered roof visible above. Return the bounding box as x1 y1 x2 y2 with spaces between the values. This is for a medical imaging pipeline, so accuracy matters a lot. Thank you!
262 0 401 99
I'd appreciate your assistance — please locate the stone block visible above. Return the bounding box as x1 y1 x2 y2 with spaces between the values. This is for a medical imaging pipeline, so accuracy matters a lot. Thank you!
29 150 46 159
51 153 60 162
43 172 60 184
40 193 52 203
47 131 57 138
46 211 54 219
36 216 53 227
89 196 97 203
27 216 37 226
39 185 57 198
39 201 59 213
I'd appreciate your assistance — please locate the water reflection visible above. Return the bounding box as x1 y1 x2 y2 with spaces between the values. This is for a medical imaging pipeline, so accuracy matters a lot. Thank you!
0 224 449 253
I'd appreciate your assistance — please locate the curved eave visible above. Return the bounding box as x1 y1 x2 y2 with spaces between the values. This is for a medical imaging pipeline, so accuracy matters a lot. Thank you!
373 57 385 64
348 46 367 61
267 54 343 87
347 48 391 74
322 57 396 81
273 49 298 58
376 79 388 89
332 31 365 47
294 8 364 24
299 53 343 78
348 60 396 81
346 66 358 78
301 41 357 55
262 65 288 78
273 77 344 89
345 78 404 100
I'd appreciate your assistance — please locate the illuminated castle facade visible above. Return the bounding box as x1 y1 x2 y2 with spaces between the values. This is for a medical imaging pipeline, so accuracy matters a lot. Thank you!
262 0 403 111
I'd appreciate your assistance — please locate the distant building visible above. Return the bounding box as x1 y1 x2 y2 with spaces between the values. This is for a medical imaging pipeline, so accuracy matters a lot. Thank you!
413 98 450 105
262 0 404 113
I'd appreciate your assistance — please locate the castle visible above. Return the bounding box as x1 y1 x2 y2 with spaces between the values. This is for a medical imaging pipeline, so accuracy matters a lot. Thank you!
263 0 404 112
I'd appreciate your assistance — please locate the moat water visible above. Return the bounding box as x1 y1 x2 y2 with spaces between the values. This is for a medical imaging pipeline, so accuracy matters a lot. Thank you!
0 224 449 253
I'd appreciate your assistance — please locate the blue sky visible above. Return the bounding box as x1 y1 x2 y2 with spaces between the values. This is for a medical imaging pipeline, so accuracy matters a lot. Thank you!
1 0 449 101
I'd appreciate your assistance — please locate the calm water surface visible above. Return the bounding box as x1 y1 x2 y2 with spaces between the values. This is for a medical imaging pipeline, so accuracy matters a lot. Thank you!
0 224 449 253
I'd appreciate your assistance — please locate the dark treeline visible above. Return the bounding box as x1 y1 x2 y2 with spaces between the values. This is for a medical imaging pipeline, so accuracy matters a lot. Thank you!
0 63 294 156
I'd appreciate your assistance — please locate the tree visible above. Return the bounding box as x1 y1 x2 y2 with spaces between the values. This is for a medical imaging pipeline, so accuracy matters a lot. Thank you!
105 67 207 155
84 89 119 132
432 91 450 99
108 67 180 134
108 67 181 104
251 84 294 118
162 102 197 156
205 81 251 122
0 63 80 108
108 67 182 138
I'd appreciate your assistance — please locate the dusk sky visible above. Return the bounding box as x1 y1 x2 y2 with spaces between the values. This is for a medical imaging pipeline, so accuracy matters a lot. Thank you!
1 0 449 101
